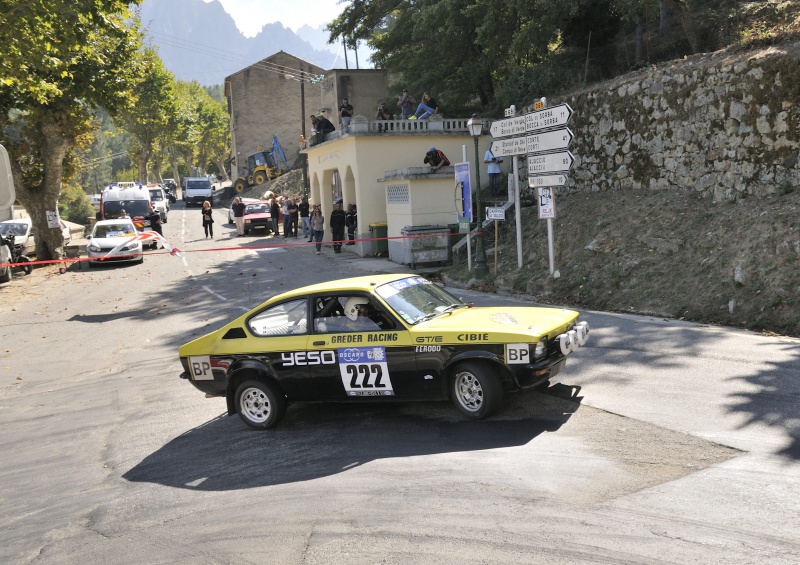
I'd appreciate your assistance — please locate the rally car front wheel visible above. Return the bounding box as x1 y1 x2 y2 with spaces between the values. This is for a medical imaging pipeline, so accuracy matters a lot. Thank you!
234 379 287 429
450 362 503 420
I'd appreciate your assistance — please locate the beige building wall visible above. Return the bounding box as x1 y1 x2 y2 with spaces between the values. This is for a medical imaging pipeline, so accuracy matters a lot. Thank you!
305 130 486 256
225 52 324 177
317 70 391 128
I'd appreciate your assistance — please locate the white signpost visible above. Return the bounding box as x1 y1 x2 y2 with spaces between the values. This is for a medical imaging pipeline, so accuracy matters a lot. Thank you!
486 207 505 221
491 127 573 157
489 116 526 138
524 103 573 131
527 151 575 175
528 174 568 187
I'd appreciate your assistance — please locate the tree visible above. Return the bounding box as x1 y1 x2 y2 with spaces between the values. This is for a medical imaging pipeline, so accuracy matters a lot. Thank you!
0 1 142 260
117 48 178 183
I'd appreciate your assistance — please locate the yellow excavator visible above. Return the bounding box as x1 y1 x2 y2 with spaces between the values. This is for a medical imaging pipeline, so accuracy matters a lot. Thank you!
233 137 290 193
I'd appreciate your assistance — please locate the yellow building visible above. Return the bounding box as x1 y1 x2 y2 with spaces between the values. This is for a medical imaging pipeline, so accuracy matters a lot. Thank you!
304 116 492 260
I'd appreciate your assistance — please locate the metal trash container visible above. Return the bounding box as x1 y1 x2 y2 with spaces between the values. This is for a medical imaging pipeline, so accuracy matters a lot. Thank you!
398 225 450 267
369 223 388 256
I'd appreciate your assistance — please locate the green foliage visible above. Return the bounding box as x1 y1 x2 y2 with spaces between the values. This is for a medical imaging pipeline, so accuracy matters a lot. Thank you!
58 182 95 224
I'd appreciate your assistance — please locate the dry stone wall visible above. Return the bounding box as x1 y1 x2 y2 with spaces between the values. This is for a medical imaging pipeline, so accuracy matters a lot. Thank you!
554 43 800 201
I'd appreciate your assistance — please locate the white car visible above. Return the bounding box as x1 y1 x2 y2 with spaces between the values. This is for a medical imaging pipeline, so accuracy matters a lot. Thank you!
0 217 71 255
148 186 170 223
86 219 143 266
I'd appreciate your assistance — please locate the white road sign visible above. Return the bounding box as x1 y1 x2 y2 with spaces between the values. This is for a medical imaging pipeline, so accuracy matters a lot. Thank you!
486 207 505 221
489 116 526 138
537 187 556 219
528 174 568 188
525 103 573 132
527 151 575 175
526 128 573 153
491 137 527 157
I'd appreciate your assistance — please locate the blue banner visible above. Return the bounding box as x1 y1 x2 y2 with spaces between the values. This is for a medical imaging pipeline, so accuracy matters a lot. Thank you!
455 162 472 220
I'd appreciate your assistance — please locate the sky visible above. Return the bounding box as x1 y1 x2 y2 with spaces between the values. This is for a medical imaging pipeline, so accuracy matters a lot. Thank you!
205 0 347 36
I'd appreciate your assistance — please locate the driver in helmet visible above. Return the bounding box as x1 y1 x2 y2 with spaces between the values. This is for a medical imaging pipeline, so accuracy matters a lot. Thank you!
343 297 379 331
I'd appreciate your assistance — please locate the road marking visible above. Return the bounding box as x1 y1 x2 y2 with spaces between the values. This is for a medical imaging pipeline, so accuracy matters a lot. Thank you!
202 285 227 301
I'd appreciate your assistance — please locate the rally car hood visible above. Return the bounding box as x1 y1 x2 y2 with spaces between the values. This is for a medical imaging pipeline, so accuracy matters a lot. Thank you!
414 306 579 339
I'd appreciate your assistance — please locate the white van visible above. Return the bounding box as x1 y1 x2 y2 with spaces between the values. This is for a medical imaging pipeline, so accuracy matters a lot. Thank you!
147 184 169 223
100 182 155 244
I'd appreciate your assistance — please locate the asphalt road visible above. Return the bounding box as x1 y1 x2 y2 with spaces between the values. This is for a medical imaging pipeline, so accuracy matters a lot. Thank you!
1 200 798 564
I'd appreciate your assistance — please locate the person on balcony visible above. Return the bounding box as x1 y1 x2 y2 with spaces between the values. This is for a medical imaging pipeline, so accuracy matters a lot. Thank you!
408 92 438 120
313 114 336 144
424 146 450 172
339 98 353 133
397 88 416 120
376 101 394 132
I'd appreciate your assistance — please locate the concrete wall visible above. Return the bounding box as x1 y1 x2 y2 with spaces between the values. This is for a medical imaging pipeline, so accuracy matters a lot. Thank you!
226 52 325 177
317 70 391 129
553 44 800 201
304 130 483 255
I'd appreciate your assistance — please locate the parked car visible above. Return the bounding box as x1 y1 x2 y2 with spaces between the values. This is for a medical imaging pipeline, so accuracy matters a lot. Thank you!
0 217 71 255
178 274 590 429
86 219 143 266
243 202 273 234
148 185 170 223
227 198 259 224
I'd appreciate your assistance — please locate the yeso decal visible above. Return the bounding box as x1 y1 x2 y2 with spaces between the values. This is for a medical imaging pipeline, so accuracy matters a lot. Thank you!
281 350 336 366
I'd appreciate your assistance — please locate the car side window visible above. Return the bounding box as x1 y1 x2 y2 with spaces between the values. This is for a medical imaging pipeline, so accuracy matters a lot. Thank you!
313 295 395 333
248 298 308 337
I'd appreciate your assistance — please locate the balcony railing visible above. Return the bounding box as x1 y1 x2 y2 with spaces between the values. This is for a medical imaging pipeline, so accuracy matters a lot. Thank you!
306 116 472 147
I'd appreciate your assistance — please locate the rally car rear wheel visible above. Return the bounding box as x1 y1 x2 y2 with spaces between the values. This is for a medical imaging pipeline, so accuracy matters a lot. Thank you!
234 379 286 429
450 362 503 420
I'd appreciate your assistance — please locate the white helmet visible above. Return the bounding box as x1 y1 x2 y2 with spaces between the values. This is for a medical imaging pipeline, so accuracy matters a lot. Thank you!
344 297 370 321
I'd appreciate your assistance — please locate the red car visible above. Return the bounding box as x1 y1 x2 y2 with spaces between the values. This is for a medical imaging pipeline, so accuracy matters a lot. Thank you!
243 202 273 235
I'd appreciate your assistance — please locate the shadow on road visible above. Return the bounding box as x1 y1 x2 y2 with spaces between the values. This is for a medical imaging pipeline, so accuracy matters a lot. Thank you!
123 385 582 491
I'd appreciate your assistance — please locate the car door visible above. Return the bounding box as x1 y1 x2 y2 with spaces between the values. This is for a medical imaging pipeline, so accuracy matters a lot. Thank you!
305 293 424 400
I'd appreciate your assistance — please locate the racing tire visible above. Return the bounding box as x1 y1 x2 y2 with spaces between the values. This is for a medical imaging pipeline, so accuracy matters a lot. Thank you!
233 180 247 193
0 264 10 283
234 378 286 430
253 171 267 186
18 256 32 275
450 362 503 420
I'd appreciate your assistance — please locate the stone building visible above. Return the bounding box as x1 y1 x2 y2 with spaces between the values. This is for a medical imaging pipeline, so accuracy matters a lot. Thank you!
224 52 390 179
225 51 325 178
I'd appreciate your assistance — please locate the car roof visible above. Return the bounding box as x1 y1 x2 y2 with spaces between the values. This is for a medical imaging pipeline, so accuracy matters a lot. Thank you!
233 198 260 205
271 274 420 302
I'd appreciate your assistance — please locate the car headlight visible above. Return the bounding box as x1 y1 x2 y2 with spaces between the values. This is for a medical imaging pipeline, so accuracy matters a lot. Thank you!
122 242 140 251
245 219 251 224
88 244 101 252
534 338 547 360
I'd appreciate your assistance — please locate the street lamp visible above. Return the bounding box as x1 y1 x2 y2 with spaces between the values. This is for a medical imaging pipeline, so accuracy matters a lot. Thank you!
467 114 489 279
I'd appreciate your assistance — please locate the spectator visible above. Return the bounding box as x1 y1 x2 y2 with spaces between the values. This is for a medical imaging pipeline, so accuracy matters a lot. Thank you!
330 200 346 253
201 200 213 238
397 88 416 120
270 198 280 236
231 197 246 237
408 92 438 120
299 197 311 240
376 102 394 132
287 197 299 237
148 204 163 239
281 198 290 238
484 146 504 196
311 208 325 254
119 209 128 218
339 98 354 133
314 114 335 144
424 146 450 172
345 204 357 245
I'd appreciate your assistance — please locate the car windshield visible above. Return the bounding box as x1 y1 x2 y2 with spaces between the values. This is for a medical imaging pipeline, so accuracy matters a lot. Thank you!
375 276 465 324
149 190 164 201
0 223 27 236
245 204 269 214
93 223 136 238
187 180 211 189
103 200 149 218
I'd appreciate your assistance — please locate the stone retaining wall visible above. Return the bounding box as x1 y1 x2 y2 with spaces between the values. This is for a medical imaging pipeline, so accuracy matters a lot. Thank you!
549 43 800 201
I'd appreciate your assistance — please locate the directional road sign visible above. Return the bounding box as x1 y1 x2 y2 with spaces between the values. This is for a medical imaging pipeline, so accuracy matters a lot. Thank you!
526 128 573 153
492 127 573 157
525 103 573 132
528 174 568 188
527 151 575 175
489 116 526 138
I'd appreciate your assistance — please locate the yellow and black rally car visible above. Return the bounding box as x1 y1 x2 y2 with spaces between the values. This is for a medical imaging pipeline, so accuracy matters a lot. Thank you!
179 274 589 429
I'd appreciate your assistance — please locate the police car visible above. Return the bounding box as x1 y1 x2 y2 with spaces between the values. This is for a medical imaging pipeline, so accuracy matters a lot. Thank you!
178 274 589 429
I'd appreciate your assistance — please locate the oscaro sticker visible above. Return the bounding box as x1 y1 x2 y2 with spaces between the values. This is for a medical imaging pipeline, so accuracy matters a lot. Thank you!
337 346 394 397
